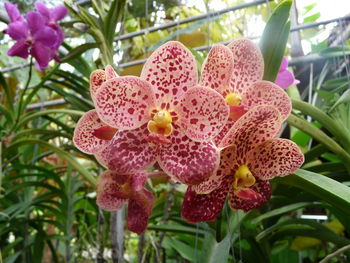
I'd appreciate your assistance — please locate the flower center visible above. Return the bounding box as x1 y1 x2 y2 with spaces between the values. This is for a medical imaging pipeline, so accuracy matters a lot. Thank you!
232 165 256 190
225 92 242 106
147 110 173 137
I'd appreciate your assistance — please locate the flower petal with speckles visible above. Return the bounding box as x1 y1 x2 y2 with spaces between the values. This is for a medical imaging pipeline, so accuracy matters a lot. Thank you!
102 124 158 174
228 38 264 95
177 87 229 142
73 110 111 154
127 188 155 235
219 106 282 159
242 81 292 121
247 138 304 180
90 69 106 100
95 77 155 129
105 65 118 79
141 41 197 106
96 170 130 211
200 44 234 94
228 179 271 212
158 126 220 185
182 179 229 223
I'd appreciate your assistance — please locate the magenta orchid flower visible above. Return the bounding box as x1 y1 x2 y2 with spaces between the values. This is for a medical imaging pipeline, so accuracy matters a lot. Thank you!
96 170 154 235
93 42 229 185
4 3 23 22
275 56 300 90
201 39 292 144
182 105 304 223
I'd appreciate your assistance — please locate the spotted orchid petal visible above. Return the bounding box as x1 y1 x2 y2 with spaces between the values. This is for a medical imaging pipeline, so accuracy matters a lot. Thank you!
182 179 229 223
213 118 235 146
127 188 155 235
105 65 118 79
247 138 304 180
228 178 271 212
101 124 158 174
241 81 292 121
177 87 229 142
95 77 155 129
96 171 130 211
158 126 220 185
73 110 112 154
228 38 264 95
200 44 234 94
219 106 282 162
193 145 236 194
90 69 106 100
141 41 197 106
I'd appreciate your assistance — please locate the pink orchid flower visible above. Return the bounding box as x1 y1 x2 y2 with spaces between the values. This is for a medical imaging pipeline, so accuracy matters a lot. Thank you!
96 170 154 235
93 41 229 185
182 105 304 223
275 56 300 90
201 39 292 144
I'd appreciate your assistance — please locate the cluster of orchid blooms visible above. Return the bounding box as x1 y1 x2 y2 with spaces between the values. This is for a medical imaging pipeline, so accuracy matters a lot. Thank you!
4 2 67 70
73 39 304 235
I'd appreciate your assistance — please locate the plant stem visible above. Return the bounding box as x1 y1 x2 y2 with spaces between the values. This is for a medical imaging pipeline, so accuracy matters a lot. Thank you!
287 114 350 174
320 244 350 263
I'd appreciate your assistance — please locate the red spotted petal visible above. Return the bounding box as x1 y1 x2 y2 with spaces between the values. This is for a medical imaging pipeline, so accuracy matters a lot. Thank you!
73 110 111 154
105 65 118 79
213 119 235 146
95 77 155 129
141 41 197 106
193 145 236 194
102 124 158 174
90 69 106 100
158 126 220 185
96 170 130 211
219 106 282 163
94 145 109 168
127 188 155 235
200 44 233 94
242 81 292 121
177 87 229 142
228 178 271 212
130 172 148 191
182 178 229 223
247 138 304 180
228 39 264 95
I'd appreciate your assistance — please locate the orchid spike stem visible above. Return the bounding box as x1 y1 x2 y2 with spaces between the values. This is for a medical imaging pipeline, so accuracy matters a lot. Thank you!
147 171 169 178
287 114 350 174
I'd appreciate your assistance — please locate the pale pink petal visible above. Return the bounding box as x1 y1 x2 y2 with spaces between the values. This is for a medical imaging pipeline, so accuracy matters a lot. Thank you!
95 77 155 129
90 69 106 100
200 44 233 94
102 124 158 174
247 138 304 180
94 146 109 168
228 38 264 94
193 145 236 194
228 179 271 212
242 80 292 121
219 106 282 161
73 110 111 154
177 87 229 142
96 171 130 211
127 188 155 235
182 179 230 223
105 65 118 79
158 126 220 185
140 41 197 105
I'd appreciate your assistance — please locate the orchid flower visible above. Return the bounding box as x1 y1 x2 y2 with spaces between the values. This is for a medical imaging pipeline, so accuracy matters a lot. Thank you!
201 39 292 143
275 56 300 90
96 170 154 235
182 105 304 223
4 3 23 22
93 42 229 185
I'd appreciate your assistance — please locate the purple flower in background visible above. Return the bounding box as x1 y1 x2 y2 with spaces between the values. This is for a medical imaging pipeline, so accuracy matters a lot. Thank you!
275 57 300 90
4 2 68 70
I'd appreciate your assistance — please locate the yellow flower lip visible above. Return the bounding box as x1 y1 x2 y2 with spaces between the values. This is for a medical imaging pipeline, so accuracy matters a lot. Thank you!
225 92 242 106
147 110 173 137
232 165 256 190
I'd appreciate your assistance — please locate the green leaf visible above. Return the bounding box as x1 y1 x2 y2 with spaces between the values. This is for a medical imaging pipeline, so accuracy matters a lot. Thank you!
148 224 205 236
319 46 350 58
275 169 350 217
163 236 196 262
200 231 231 263
61 43 98 63
103 0 126 45
0 72 14 111
329 89 350 112
0 104 14 126
259 0 292 81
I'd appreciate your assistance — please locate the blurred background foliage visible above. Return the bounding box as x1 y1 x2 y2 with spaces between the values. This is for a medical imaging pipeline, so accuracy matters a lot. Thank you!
0 0 350 262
